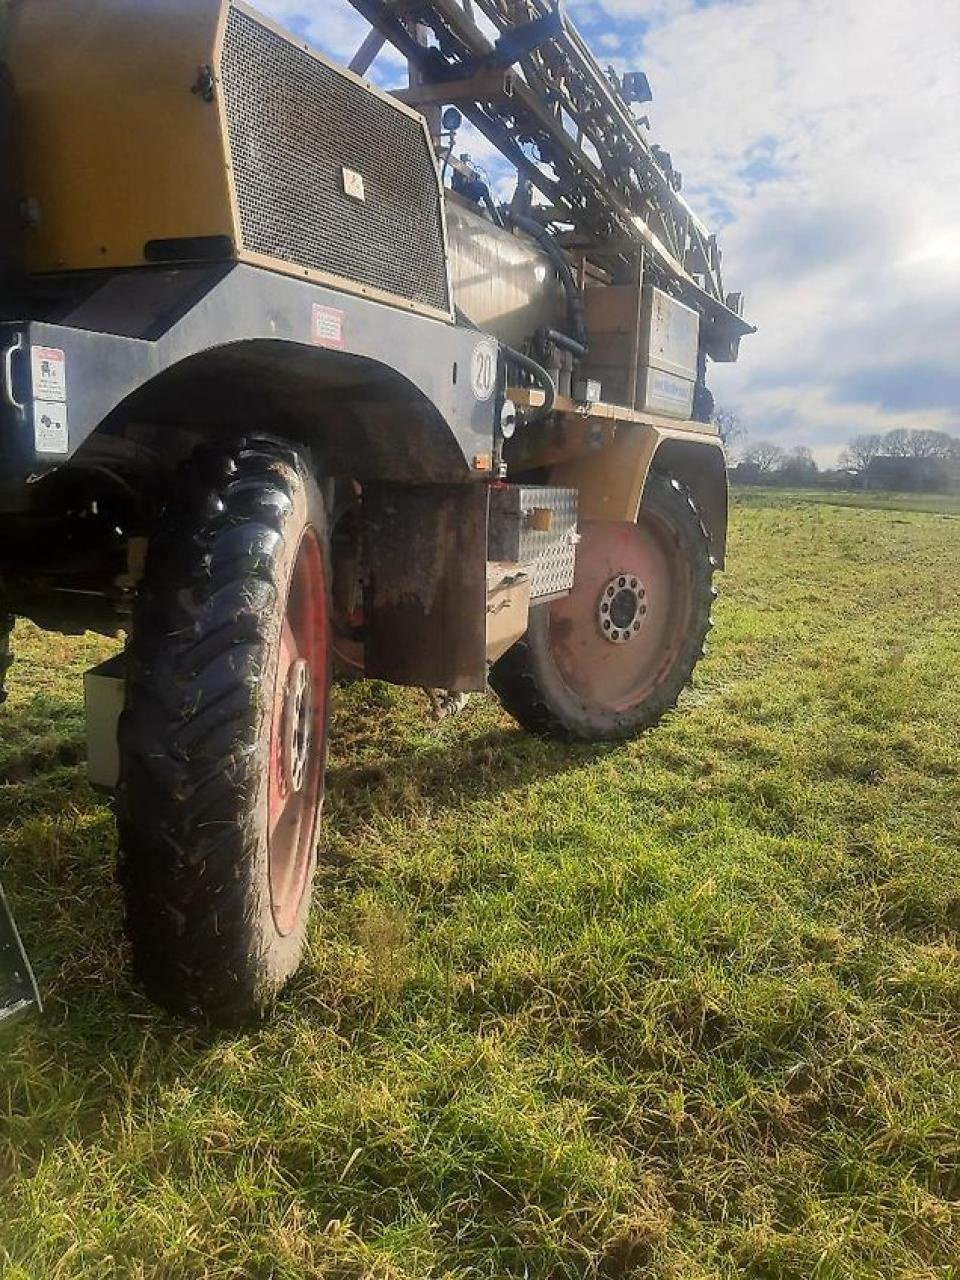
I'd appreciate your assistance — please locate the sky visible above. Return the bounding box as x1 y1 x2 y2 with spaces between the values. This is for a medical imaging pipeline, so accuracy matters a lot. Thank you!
261 0 960 463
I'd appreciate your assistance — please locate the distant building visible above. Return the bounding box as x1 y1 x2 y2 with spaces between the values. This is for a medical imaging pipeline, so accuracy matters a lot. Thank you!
864 456 960 493
819 468 859 490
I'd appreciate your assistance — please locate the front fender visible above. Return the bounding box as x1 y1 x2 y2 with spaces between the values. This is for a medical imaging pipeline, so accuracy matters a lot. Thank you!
545 420 729 565
1 262 501 484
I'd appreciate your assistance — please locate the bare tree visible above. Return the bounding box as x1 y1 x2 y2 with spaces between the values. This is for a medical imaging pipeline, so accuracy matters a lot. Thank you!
839 433 883 472
712 406 744 448
909 429 956 459
741 440 786 472
877 427 956 459
776 446 819 485
882 427 913 457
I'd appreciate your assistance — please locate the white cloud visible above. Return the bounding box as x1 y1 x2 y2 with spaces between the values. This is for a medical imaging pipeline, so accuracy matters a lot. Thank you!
257 1 407 74
581 0 960 457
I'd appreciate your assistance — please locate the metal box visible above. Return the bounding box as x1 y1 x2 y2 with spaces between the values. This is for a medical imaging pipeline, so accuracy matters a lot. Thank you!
637 286 699 419
489 486 579 600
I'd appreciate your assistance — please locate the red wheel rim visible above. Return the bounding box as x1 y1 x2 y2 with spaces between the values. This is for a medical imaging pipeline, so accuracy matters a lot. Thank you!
267 526 327 936
547 516 692 711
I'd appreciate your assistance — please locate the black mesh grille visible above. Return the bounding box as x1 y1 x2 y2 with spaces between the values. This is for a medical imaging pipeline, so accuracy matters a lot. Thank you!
220 6 450 313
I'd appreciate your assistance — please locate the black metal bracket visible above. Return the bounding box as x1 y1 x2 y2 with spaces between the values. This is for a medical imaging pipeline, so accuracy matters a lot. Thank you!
0 881 41 1030
471 7 565 74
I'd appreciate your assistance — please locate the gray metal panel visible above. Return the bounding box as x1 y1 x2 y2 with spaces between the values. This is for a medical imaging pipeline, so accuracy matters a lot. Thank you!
0 263 500 480
639 285 700 381
0 880 41 1028
637 285 698 420
636 366 696 420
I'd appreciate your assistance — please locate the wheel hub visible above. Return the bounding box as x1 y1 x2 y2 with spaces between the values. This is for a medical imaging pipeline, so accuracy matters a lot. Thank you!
281 658 313 795
597 573 647 644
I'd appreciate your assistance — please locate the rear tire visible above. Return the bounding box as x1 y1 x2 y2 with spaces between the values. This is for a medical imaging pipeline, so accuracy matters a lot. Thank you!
490 472 715 742
117 438 331 1023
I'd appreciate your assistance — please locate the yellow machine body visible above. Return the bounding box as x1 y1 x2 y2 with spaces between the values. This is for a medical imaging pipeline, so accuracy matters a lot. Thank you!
9 0 233 273
7 0 452 319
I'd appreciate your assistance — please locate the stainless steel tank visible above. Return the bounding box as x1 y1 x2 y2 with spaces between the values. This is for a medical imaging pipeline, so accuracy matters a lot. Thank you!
445 194 565 349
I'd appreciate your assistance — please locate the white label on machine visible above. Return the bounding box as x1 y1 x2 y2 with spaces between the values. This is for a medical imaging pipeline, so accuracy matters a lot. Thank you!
650 369 692 405
341 167 366 202
471 338 498 402
31 346 67 401
312 305 345 349
34 401 69 454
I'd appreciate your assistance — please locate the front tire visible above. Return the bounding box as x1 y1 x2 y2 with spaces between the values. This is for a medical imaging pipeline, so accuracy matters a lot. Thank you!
117 438 331 1023
490 472 715 741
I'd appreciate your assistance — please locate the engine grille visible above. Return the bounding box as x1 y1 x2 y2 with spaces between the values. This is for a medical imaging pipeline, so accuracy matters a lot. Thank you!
220 5 451 315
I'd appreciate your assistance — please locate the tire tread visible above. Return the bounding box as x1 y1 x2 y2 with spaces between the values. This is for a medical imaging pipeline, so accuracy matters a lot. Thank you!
116 437 322 1022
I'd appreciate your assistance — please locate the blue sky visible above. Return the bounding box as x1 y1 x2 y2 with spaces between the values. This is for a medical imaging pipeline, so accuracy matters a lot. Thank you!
262 0 960 462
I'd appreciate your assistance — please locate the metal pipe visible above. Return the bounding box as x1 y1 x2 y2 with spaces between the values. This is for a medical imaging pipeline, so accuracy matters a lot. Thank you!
502 344 556 424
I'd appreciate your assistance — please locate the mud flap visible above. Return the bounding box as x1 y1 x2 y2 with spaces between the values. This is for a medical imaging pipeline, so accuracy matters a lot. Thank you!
0 881 41 1029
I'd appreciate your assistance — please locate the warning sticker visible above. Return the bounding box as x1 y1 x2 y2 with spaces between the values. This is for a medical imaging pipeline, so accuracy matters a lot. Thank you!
312 305 345 350
31 347 67 401
34 401 69 455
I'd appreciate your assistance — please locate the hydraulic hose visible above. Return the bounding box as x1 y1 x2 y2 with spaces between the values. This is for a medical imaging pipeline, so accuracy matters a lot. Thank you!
455 309 557 426
510 213 588 354
502 344 556 425
539 327 588 360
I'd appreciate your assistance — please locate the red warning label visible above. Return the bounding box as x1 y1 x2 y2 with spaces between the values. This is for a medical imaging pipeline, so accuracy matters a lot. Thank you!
311 305 345 350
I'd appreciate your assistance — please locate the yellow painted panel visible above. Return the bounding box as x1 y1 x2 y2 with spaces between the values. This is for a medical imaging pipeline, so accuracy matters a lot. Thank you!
550 422 723 523
9 0 235 272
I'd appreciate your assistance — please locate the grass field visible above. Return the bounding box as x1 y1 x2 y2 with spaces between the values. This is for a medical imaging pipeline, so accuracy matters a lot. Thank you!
737 486 960 517
1 489 959 1279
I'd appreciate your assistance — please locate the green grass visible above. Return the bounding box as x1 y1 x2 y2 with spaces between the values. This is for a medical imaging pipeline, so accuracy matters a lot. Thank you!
734 485 960 517
2 489 959 1279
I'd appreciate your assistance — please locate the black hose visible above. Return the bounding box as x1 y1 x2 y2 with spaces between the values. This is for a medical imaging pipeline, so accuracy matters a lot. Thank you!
540 327 588 359
510 213 588 353
455 309 557 426
502 344 556 425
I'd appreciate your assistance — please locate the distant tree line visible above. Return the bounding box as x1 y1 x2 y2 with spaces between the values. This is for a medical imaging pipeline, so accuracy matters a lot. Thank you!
715 412 960 493
838 428 960 471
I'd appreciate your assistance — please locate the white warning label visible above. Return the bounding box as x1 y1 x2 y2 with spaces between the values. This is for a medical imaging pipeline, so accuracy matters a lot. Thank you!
34 401 69 455
312 305 345 350
31 347 67 401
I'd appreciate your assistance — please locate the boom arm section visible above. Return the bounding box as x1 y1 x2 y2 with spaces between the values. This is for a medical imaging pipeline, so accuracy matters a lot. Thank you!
345 0 753 361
